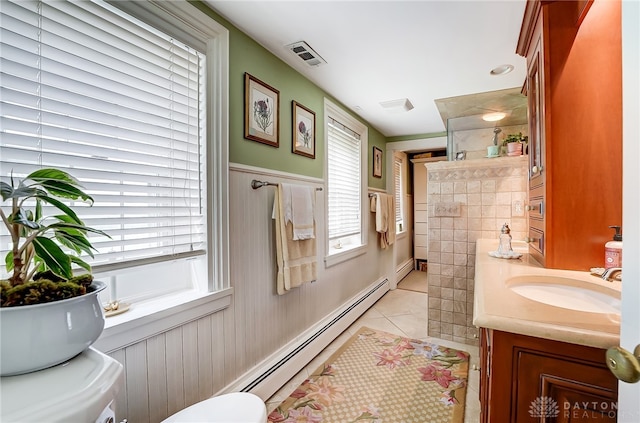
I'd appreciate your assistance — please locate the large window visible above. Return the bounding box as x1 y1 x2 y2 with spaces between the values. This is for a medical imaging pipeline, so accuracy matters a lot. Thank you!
325 99 367 265
0 0 229 304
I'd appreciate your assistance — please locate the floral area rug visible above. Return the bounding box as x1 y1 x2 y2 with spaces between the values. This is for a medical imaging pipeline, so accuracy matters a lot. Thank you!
268 326 470 423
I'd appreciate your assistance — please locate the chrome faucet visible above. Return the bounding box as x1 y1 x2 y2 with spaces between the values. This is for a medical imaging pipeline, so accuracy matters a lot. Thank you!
601 267 622 281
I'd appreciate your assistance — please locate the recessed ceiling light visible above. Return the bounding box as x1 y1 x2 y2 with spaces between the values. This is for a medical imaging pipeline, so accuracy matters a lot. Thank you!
490 64 514 76
482 112 506 122
380 98 414 112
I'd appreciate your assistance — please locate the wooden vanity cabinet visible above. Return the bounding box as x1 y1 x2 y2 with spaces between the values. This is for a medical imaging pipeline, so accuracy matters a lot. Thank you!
517 0 622 270
479 328 618 423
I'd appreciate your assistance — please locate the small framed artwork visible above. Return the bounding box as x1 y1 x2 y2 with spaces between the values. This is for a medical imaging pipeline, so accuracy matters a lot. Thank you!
244 73 279 147
373 146 383 178
292 101 316 159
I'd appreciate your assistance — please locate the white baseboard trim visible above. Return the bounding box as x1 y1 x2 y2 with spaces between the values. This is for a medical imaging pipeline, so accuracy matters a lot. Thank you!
396 258 414 283
219 277 390 401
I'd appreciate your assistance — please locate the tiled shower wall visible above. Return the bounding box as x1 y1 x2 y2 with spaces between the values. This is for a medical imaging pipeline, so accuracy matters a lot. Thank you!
425 156 528 345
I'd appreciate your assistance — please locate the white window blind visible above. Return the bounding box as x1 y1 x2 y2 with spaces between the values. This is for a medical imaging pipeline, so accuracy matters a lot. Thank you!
394 156 404 228
327 118 361 241
0 0 207 275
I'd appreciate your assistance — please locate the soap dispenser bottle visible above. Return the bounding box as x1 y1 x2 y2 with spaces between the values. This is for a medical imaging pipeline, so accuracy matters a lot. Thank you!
605 225 623 269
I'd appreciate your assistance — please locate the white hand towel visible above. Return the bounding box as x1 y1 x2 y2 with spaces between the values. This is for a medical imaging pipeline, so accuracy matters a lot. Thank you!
385 193 396 247
274 184 317 295
373 193 395 249
279 184 293 224
375 193 388 233
282 183 315 240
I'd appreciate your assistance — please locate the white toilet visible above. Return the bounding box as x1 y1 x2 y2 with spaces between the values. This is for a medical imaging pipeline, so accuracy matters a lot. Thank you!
162 392 268 423
0 347 124 423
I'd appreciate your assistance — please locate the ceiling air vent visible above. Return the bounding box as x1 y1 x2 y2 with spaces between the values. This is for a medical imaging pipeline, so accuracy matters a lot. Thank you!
285 41 327 67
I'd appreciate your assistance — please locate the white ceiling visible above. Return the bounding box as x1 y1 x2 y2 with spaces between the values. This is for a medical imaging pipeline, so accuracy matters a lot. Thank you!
204 0 528 137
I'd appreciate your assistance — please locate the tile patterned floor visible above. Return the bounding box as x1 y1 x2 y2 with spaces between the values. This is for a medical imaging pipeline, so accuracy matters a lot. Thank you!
396 269 428 293
265 280 481 422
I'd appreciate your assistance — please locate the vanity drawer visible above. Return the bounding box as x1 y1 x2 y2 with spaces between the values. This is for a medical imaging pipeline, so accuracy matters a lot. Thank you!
527 227 544 254
526 198 544 219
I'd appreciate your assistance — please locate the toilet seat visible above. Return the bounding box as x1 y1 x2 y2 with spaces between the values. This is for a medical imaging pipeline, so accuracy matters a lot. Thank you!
162 392 267 423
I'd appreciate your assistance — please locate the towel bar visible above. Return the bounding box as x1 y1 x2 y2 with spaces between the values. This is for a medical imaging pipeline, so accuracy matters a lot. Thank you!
251 179 322 191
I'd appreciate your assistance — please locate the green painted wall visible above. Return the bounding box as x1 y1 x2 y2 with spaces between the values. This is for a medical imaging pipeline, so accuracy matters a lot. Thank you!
368 131 386 189
192 2 386 190
386 132 447 143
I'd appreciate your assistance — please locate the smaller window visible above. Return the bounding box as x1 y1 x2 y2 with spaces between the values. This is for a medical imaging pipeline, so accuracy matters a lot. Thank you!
393 154 405 234
325 99 367 265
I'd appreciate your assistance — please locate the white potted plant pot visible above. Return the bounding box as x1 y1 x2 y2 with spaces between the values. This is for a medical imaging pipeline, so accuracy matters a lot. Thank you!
0 281 106 376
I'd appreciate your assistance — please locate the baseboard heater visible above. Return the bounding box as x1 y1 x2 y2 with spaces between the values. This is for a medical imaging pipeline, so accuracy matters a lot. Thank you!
396 258 414 283
223 277 389 400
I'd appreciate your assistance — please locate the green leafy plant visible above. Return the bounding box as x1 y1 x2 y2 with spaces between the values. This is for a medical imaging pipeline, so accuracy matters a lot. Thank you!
502 132 529 145
0 168 108 307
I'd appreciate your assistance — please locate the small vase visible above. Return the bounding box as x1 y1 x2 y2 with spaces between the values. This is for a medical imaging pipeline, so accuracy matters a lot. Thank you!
507 142 523 156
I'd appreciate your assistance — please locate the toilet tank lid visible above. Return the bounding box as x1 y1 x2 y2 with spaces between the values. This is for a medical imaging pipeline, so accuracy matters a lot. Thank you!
0 348 123 422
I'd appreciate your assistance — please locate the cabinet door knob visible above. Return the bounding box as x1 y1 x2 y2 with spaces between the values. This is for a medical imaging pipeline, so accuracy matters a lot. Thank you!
525 237 537 243
531 165 540 174
606 345 640 383
525 204 538 211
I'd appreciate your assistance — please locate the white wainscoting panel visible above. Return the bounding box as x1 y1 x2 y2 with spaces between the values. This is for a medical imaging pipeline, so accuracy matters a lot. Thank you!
146 334 168 422
106 309 231 423
164 327 186 416
124 342 149 423
228 165 392 384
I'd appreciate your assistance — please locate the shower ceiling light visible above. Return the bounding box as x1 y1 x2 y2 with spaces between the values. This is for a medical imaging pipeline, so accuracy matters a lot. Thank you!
482 112 506 122
490 64 514 76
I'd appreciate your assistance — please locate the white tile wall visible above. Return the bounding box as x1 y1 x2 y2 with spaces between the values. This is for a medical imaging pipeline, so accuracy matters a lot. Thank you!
424 156 528 345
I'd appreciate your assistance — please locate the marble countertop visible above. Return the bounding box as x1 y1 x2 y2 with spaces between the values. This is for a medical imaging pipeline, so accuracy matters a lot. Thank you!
473 239 621 349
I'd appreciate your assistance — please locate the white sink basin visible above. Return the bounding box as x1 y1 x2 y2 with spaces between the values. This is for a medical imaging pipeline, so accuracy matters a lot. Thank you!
507 275 621 314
